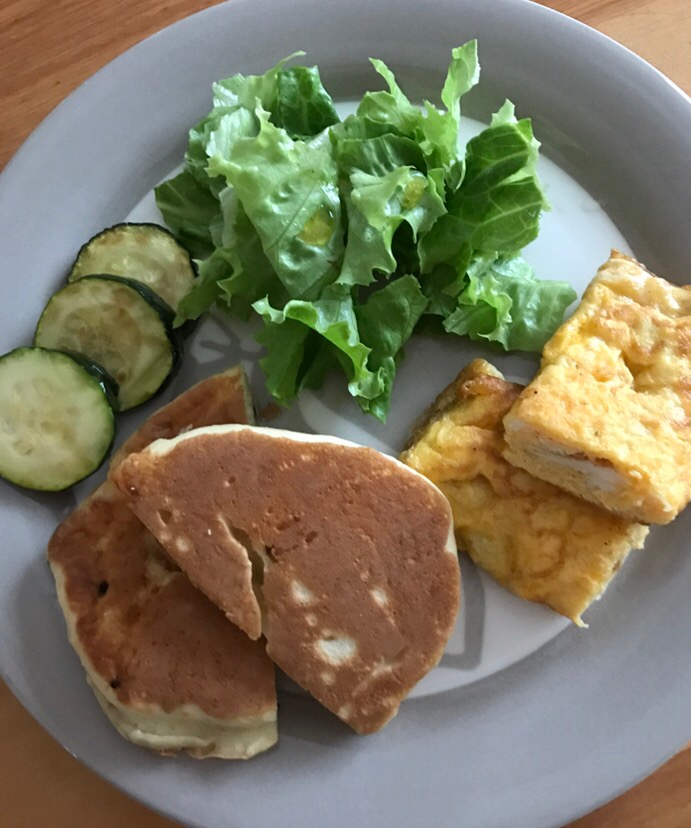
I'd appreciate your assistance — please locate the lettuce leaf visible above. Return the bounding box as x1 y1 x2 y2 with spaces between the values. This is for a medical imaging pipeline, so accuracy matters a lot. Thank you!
356 60 423 136
173 246 232 325
254 317 312 406
334 132 426 178
253 277 427 420
443 256 576 351
356 275 428 419
272 66 340 139
154 170 220 259
216 201 288 320
339 167 446 286
417 40 480 185
444 100 547 253
211 53 303 110
222 120 344 299
254 284 380 406
156 43 576 421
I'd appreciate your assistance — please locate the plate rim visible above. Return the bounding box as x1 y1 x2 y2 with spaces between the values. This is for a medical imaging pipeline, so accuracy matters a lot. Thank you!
1 1 691 827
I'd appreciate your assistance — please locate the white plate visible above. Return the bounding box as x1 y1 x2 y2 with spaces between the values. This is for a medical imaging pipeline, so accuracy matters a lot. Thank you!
1 1 690 826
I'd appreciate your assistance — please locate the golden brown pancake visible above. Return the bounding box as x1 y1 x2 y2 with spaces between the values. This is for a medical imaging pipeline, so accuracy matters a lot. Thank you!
48 368 277 758
111 364 254 466
503 250 691 524
111 426 459 734
401 359 648 625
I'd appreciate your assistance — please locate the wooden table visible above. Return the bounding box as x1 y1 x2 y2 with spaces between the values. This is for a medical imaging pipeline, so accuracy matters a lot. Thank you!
1 0 689 826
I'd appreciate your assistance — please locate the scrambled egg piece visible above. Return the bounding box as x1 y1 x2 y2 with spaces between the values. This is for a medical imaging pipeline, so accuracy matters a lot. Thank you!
503 250 691 524
401 359 648 625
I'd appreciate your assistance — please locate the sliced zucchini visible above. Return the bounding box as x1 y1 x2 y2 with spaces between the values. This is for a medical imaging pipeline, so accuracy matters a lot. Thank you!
34 275 182 411
57 348 121 411
67 223 197 312
0 347 116 491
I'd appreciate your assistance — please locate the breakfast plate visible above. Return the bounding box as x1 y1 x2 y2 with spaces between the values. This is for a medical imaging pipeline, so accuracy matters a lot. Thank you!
1 0 690 826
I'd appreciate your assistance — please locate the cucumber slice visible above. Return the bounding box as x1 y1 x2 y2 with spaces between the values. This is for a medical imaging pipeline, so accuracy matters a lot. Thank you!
0 347 116 491
35 275 182 411
67 223 196 311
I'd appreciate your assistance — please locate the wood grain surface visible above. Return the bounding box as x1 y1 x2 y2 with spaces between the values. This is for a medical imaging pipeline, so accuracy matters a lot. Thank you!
1 1 689 826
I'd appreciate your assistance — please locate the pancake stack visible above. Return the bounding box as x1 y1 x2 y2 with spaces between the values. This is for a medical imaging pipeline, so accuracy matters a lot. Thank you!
48 368 278 759
111 425 460 734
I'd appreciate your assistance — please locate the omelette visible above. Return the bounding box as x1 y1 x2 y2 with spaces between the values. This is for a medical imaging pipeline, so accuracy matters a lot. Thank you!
503 250 691 524
400 359 648 625
111 425 459 735
47 368 278 759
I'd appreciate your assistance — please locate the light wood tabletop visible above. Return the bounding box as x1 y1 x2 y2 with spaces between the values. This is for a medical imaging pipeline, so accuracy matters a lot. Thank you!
1 1 689 826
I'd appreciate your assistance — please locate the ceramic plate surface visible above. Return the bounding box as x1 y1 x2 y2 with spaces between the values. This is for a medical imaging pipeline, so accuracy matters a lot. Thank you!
1 1 690 826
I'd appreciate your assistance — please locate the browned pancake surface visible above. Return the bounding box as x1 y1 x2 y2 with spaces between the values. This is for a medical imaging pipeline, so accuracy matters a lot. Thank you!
111 366 253 465
47 368 277 754
49 481 275 720
112 427 459 734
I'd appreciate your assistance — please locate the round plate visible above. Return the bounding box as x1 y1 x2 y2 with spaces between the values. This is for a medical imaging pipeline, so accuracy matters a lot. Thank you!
1 1 690 827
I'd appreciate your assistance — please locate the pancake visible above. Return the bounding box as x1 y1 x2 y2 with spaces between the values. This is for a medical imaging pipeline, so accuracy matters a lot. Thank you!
111 425 459 734
503 250 691 524
47 368 277 759
111 363 254 466
401 359 649 625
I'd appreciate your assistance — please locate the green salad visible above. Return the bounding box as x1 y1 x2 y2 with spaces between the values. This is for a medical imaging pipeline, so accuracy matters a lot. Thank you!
155 42 576 420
